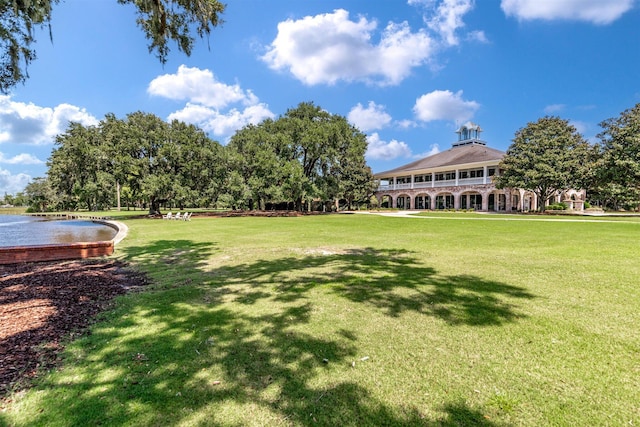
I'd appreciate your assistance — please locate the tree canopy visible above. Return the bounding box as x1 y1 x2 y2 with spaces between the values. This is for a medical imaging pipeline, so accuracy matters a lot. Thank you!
47 112 225 214
42 103 375 213
593 103 640 210
495 116 591 211
227 102 375 211
0 0 225 93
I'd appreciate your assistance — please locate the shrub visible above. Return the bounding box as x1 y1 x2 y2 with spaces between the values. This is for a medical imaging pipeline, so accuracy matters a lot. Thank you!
546 202 568 211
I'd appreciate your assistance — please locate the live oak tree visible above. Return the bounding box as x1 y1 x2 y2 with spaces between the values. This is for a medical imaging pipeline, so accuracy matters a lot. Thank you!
595 103 640 210
280 102 374 210
0 0 225 93
495 116 590 212
23 176 57 212
48 122 113 210
226 122 290 210
228 102 375 211
47 112 225 213
118 111 224 215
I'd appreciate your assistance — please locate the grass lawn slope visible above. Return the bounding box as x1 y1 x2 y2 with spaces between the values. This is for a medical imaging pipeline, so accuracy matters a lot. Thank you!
2 213 639 426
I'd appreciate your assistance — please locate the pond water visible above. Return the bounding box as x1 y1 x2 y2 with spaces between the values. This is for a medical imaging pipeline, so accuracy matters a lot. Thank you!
0 215 116 247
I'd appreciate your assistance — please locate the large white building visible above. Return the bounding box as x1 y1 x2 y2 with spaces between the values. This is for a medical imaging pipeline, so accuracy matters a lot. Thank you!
374 123 585 212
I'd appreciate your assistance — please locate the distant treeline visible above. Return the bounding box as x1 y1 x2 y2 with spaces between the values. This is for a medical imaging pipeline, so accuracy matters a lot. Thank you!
16 102 376 214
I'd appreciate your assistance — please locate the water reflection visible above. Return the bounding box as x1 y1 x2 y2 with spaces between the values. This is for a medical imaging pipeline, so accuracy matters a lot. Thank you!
0 215 116 247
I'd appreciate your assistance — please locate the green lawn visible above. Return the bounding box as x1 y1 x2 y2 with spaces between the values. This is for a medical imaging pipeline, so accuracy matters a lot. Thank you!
2 213 639 426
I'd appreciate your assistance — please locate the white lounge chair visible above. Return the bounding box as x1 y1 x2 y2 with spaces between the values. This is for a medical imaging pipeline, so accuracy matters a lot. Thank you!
162 212 172 220
182 212 192 221
173 212 182 220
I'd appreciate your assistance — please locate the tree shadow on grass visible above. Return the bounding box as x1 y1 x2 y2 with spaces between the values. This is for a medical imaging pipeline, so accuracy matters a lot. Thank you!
119 239 218 286
214 247 534 326
3 242 531 426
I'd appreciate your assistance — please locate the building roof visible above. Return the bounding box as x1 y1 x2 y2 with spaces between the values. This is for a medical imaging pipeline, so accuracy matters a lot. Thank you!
375 143 505 177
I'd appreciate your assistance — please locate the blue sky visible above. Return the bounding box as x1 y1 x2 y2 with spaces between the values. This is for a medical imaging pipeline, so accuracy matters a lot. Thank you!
1 0 639 194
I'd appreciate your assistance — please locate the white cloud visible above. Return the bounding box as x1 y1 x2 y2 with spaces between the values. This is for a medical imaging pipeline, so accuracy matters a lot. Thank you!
466 30 488 43
0 152 44 165
501 0 634 25
413 144 441 159
569 120 589 134
413 89 480 122
544 104 566 114
168 103 275 137
151 66 276 139
411 0 484 46
0 168 32 195
348 102 392 132
366 132 412 160
427 0 475 46
148 65 253 109
397 119 418 129
0 95 98 145
261 9 435 86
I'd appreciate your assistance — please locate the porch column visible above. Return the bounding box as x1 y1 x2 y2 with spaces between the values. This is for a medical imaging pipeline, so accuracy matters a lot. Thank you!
454 193 460 210
431 172 435 188
481 192 489 211
411 174 415 189
483 166 488 184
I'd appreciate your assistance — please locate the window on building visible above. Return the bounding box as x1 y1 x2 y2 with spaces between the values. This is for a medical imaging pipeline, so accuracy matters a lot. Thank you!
435 194 454 209
498 194 506 211
488 168 496 176
470 194 482 210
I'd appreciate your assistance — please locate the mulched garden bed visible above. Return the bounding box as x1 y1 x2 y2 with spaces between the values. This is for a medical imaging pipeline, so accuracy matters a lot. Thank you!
173 210 327 218
0 259 149 397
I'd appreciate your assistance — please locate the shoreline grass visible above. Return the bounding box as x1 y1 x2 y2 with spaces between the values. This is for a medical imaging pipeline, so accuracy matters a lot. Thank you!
2 213 639 426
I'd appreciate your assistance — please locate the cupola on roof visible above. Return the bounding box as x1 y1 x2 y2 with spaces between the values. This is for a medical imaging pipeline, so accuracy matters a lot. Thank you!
453 121 485 147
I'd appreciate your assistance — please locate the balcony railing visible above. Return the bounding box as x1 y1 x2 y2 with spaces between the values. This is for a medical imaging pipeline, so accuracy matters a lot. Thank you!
412 181 432 189
433 179 456 187
376 176 493 192
457 177 485 185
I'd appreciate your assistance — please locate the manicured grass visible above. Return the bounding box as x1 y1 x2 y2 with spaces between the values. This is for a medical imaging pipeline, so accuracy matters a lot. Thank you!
0 207 27 215
2 213 639 426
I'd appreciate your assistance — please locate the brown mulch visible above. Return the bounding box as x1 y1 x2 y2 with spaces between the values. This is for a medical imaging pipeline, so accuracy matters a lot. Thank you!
165 210 321 218
0 259 149 396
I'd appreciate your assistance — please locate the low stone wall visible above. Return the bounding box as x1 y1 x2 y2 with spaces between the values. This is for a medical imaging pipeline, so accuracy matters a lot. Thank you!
0 218 127 265
0 241 114 265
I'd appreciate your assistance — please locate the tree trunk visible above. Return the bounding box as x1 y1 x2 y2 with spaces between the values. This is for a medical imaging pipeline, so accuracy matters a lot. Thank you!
116 181 121 211
149 198 161 215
